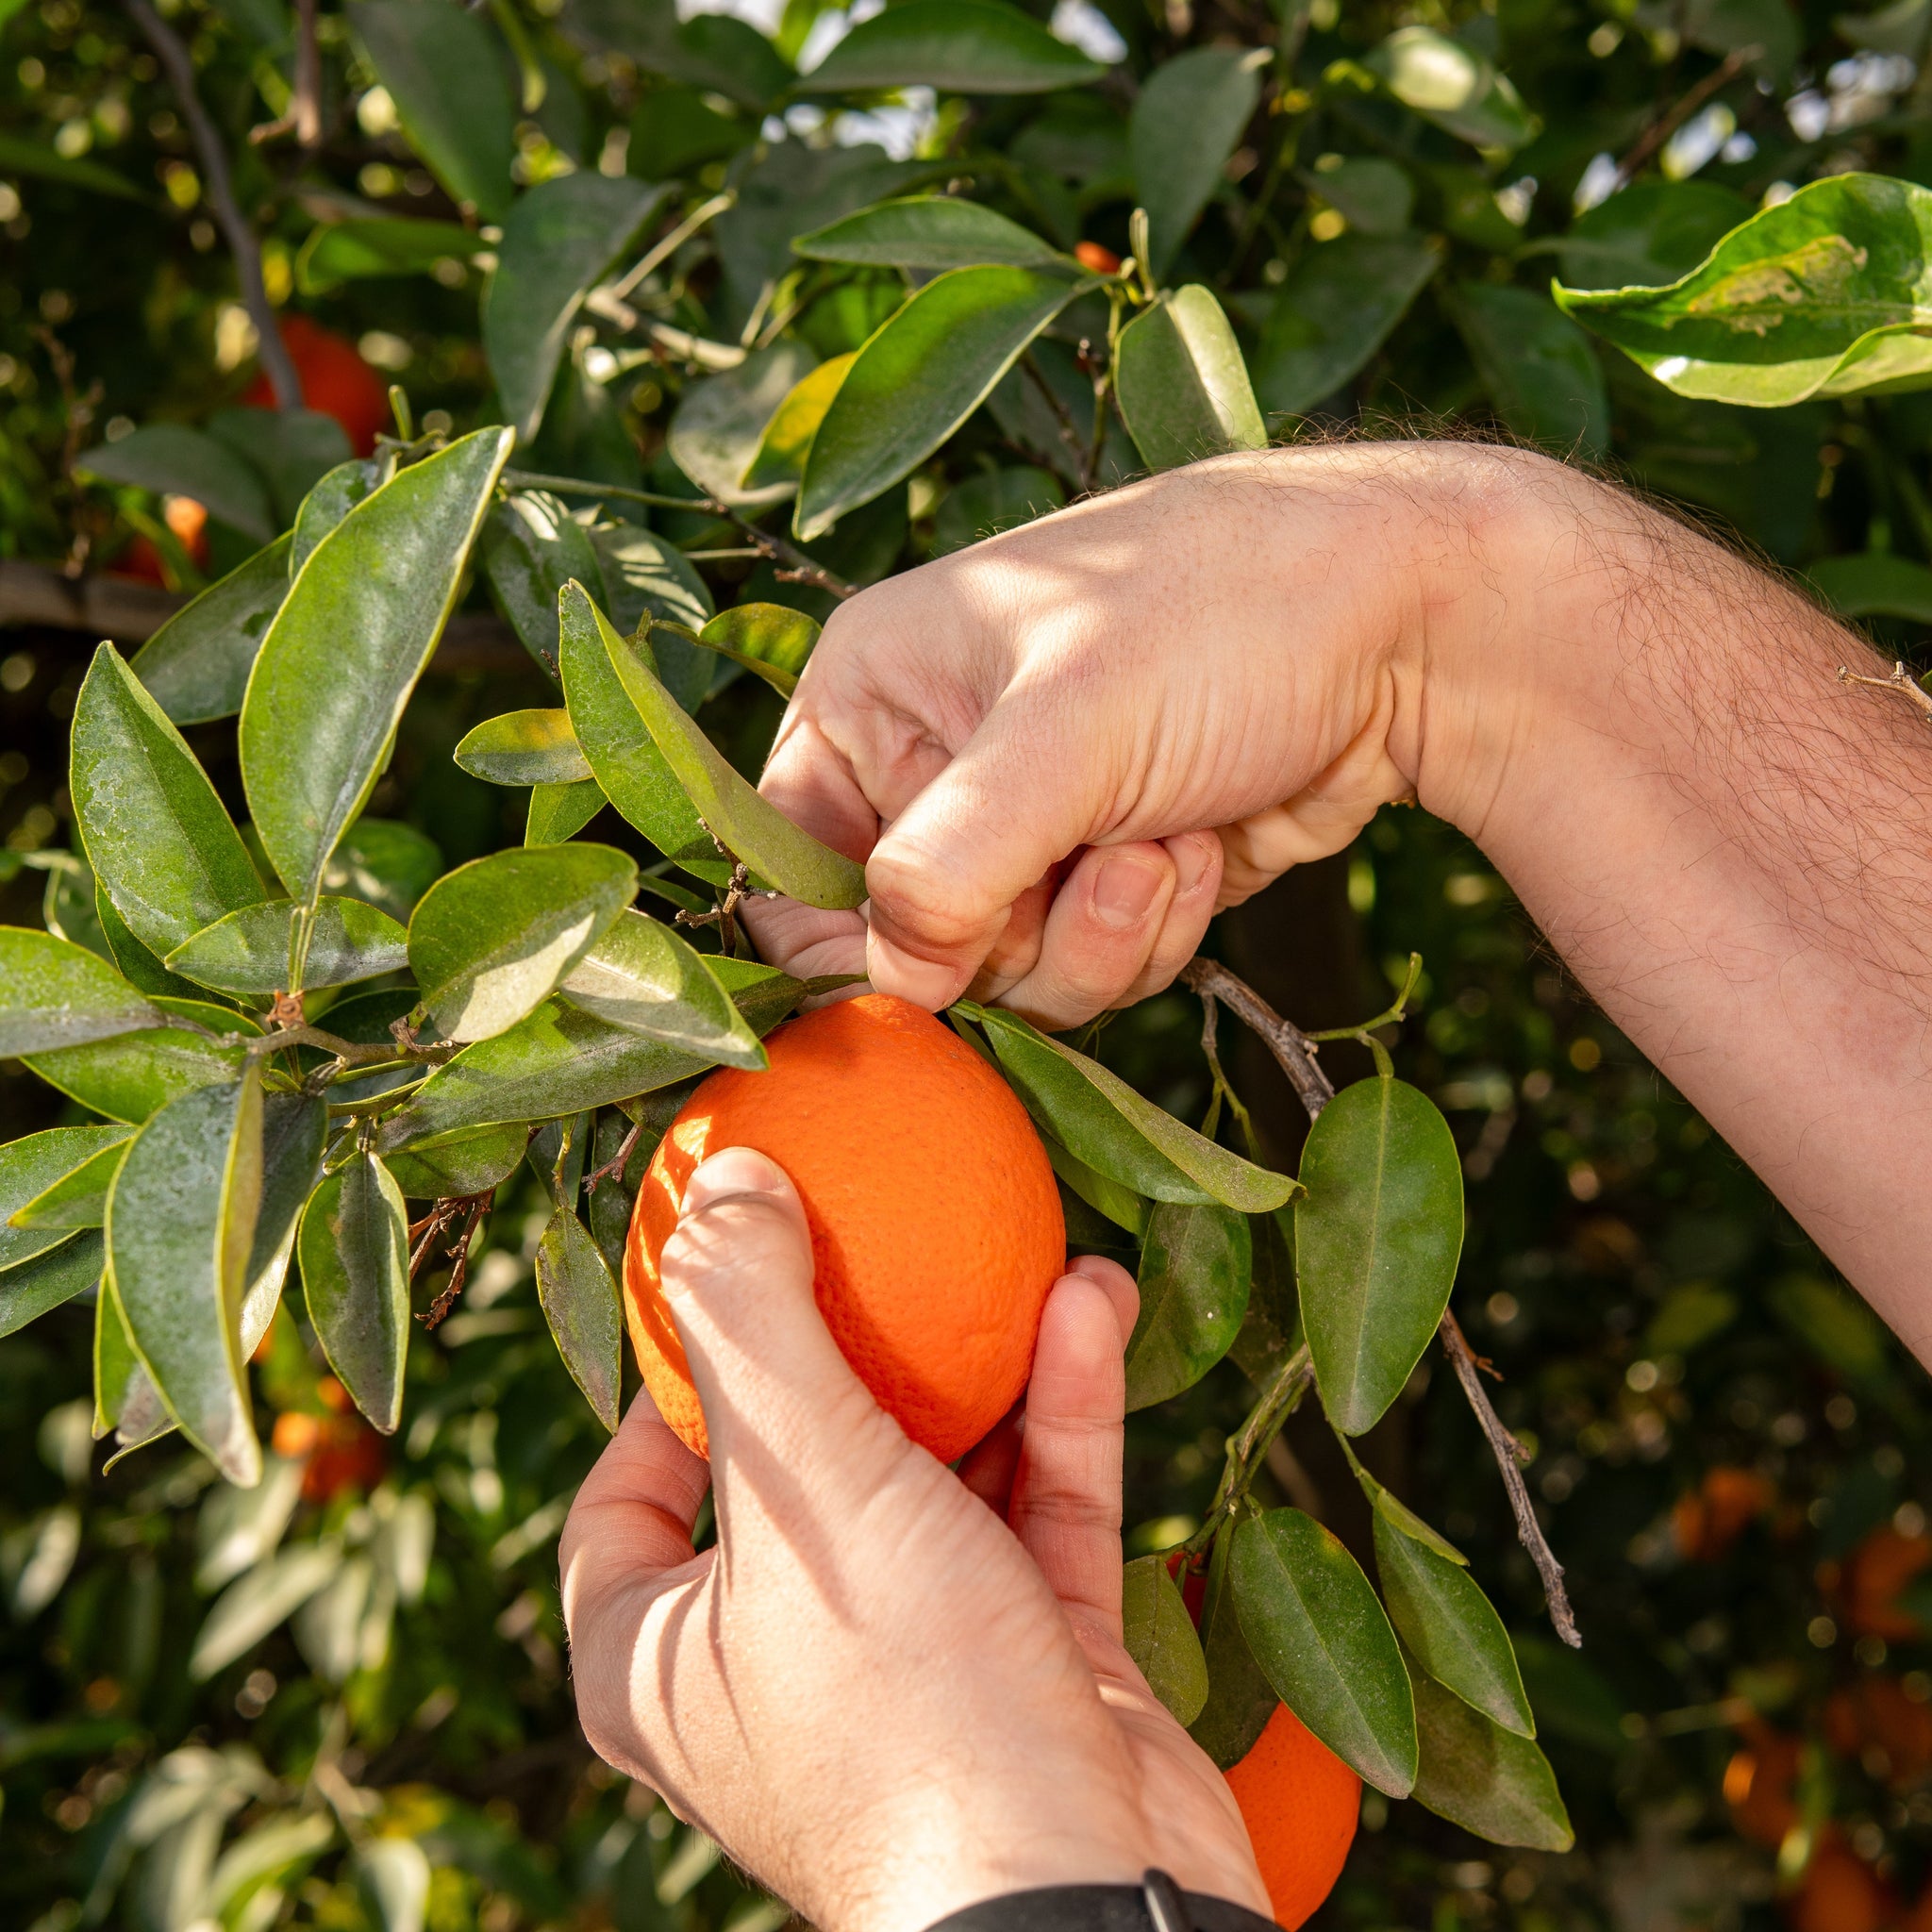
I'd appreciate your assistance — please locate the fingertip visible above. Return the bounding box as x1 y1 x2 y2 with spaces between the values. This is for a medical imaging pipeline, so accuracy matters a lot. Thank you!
1065 1254 1140 1349
865 925 976 1011
683 1146 792 1213
1037 1268 1133 1377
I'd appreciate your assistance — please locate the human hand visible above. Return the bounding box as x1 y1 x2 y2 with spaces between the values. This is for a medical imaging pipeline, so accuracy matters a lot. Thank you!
559 1146 1268 1932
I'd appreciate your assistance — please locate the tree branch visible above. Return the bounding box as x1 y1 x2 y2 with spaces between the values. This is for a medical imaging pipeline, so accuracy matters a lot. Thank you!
1840 659 1932 724
1613 44 1756 189
1179 957 1332 1119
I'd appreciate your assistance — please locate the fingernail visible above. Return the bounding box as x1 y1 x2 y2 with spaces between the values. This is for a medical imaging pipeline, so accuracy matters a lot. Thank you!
684 1147 786 1216
1091 851 1165 929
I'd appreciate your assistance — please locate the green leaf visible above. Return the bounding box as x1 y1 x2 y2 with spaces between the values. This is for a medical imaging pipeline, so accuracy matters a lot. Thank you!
1555 180 1755 293
1129 47 1268 276
485 174 670 442
76 425 274 541
1043 1135 1147 1237
241 426 515 903
797 264 1089 540
794 194 1065 269
165 896 409 996
589 523 716 708
970 1006 1294 1211
243 1091 330 1334
208 408 355 529
742 355 857 492
1302 156 1414 238
352 0 516 220
1346 1445 1468 1565
1121 1554 1209 1725
455 709 593 787
1807 551 1932 622
322 819 444 922
1295 1075 1463 1436
190 1541 339 1680
536 1205 623 1431
93 1268 139 1434
0 926 164 1058
1553 174 1932 406
72 643 267 959
107 1070 265 1485
559 908 767 1068
42 852 111 959
801 0 1103 93
527 779 607 844
291 457 389 576
128 535 293 726
296 216 487 295
1768 1274 1891 1384
1374 1511 1534 1737
94 884 211 1002
1232 1506 1417 1797
1189 1521 1278 1770
25 998 255 1124
931 465 1065 556
408 842 637 1043
1255 234 1441 418
668 341 817 508
298 1154 410 1433
0 129 146 200
382 1122 532 1199
480 490 608 682
1407 1649 1574 1850
1125 1202 1251 1409
563 0 791 108
1229 1207 1299 1386
691 604 821 698
1450 284 1608 456
0 1231 105 1339
1114 286 1267 473
8 1127 132 1235
1362 26 1537 151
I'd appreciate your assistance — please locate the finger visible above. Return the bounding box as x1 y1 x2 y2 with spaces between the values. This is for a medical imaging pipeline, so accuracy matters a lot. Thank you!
965 869 1060 1005
995 841 1176 1030
957 1402 1024 1516
1008 1271 1130 1641
738 897 868 983
1067 1252 1139 1342
1116 831 1223 1006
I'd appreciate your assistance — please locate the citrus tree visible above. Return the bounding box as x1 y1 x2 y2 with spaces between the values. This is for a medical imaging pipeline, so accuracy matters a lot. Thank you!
4 1 1932 1928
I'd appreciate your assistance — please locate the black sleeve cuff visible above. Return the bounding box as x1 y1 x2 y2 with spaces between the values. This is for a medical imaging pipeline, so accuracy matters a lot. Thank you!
919 1869 1280 1932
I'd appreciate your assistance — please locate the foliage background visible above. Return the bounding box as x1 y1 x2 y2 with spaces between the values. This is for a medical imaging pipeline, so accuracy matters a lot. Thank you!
3 0 1932 1927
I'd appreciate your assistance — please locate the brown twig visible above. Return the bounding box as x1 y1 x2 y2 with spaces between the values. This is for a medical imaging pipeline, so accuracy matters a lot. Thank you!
413 1190 495 1328
250 0 322 148
1440 1310 1581 1647
125 0 302 410
1178 958 1332 1119
584 1118 643 1196
1839 659 1932 724
1613 44 1757 188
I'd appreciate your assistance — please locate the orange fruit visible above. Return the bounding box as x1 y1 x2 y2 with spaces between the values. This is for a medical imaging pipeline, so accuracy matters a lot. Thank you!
1673 1465 1776 1561
1842 1526 1932 1641
1224 1702 1360 1930
243 315 391 455
624 993 1064 1462
1723 1728 1801 1848
1788 1839 1895 1932
1074 240 1123 275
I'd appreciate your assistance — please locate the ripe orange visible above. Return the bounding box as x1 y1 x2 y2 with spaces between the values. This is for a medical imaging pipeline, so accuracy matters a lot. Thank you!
243 315 391 455
1224 1702 1360 1930
1673 1465 1776 1562
624 993 1064 1462
1787 1838 1895 1932
1840 1526 1932 1641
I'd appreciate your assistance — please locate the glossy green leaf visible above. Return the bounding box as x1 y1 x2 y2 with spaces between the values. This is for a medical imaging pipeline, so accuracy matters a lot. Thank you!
1256 234 1441 418
165 896 409 996
527 779 607 844
0 926 164 1058
1122 1554 1209 1725
1115 285 1266 473
485 174 669 441
408 841 637 1042
1374 1511 1534 1737
1125 1202 1251 1409
1452 283 1608 455
1554 174 1932 405
382 1122 530 1199
454 709 593 787
1363 25 1537 151
1228 1207 1299 1386
667 341 817 508
970 1006 1294 1211
794 194 1064 268
801 0 1103 93
1346 1444 1468 1566
1295 1074 1464 1436
691 604 821 698
1044 1137 1148 1238
72 643 267 958
1190 1521 1278 1770
241 426 515 903
480 490 607 682
75 424 274 541
207 407 355 530
128 535 293 725
1807 551 1932 621
1407 1649 1574 1850
797 264 1088 540
297 215 487 294
242 1091 329 1334
742 355 857 492
558 908 766 1068
291 457 389 575
322 819 444 923
107 1070 265 1485
93 884 207 1002
535 1204 622 1432
298 1153 410 1433
1555 180 1754 293
352 0 516 220
1129 47 1268 275
8 1128 132 1235
0 1230 105 1339
93 1263 139 1432
589 523 716 714
25 998 255 1124
1232 1506 1417 1797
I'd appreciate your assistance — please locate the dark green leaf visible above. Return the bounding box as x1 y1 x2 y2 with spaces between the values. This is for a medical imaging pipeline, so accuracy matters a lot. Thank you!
41 853 110 959
931 466 1064 556
1302 156 1414 238
1228 1207 1298 1386
165 896 409 996
93 1271 139 1435
1114 286 1267 473
796 265 1089 540
107 1070 265 1484
1807 551 1932 621
480 490 607 682
1129 47 1268 275
1121 1555 1209 1724
24 998 255 1124
1767 1274 1891 1384
1295 1075 1463 1436
322 818 443 922
296 216 487 295
1555 180 1755 292
588 1103 657 1274
1451 284 1608 455
1125 1202 1251 1409
1255 234 1441 418
7 1128 132 1235
291 458 389 575
588 522 716 707
128 535 293 725
0 926 164 1058
454 709 592 787
0 1230 104 1339
485 174 670 441
382 1123 531 1199
94 885 208 1001
528 1110 592 1211
352 0 516 220
243 1091 329 1337
0 129 145 200
208 408 354 529
667 341 816 508
298 1154 410 1432
527 779 607 844
1190 1521 1278 1770
1232 1506 1417 1797
1407 1650 1574 1850
1043 1137 1148 1237
241 426 515 903
692 604 821 698
801 0 1103 94
408 842 637 1042
1374 1512 1534 1737
75 425 273 541
1362 25 1537 150
535 1205 623 1431
970 1006 1294 1211
559 908 766 1068
562 0 791 108
794 194 1065 268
